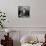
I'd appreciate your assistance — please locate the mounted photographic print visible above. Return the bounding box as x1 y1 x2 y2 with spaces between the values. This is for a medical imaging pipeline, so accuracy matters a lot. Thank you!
18 6 30 18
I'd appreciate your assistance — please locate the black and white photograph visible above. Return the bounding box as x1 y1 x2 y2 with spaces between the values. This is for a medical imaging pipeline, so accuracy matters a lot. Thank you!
18 6 30 18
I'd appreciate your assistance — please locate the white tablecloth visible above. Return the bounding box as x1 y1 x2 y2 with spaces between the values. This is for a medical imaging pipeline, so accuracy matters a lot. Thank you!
21 43 43 46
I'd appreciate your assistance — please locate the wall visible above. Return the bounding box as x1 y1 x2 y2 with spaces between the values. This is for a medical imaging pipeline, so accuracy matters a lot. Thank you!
0 0 46 27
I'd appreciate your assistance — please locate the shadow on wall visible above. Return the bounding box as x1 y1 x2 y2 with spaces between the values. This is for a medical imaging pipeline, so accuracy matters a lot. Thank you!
13 40 21 46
